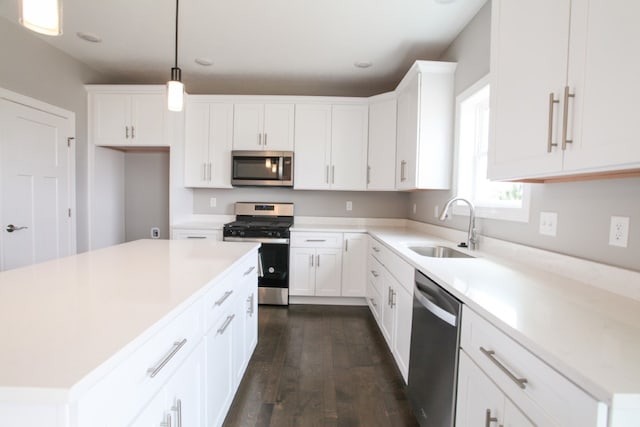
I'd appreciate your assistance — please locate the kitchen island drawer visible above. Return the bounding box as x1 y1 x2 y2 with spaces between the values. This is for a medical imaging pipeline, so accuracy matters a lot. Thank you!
204 254 257 332
76 299 204 426
291 232 343 248
460 307 606 427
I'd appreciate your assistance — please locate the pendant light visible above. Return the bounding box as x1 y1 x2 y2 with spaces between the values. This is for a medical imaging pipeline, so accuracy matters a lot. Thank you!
167 0 184 112
19 0 63 36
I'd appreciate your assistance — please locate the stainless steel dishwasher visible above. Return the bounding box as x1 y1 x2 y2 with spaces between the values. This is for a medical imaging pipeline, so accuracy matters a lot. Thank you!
407 270 462 427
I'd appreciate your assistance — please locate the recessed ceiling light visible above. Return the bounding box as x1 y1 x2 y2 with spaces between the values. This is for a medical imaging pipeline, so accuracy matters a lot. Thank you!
195 57 214 66
76 32 102 43
354 61 373 69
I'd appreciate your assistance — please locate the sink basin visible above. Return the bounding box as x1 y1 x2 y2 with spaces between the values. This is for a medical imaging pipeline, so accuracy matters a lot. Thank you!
408 245 474 259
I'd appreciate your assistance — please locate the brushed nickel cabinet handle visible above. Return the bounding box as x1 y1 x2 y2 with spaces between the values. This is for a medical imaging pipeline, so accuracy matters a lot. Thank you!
485 409 498 427
480 346 528 389
258 133 262 145
305 239 326 242
125 126 129 139
147 339 188 378
264 133 268 146
214 290 234 306
325 165 329 184
345 239 349 252
547 92 559 153
371 270 379 278
310 254 314 267
367 166 371 184
243 266 256 276
217 314 235 335
561 85 575 150
160 413 172 427
172 399 182 427
131 126 135 139
316 254 320 268
207 162 212 181
331 165 335 184
372 246 380 253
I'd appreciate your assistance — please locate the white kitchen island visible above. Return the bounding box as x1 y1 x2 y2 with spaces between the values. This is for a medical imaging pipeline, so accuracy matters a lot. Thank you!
0 239 260 427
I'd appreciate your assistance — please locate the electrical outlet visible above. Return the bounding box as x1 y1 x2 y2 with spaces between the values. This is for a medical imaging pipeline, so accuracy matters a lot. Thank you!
151 227 160 239
539 212 558 236
413 203 417 214
209 197 217 208
434 205 439 218
609 216 629 248
346 201 353 211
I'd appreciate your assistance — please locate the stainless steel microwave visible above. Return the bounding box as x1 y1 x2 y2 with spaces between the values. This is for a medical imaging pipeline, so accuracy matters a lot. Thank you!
231 151 294 187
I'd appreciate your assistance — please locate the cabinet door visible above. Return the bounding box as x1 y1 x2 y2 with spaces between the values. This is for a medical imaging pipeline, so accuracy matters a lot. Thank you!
263 104 295 150
232 298 246 390
314 248 343 296
128 387 168 427
563 0 640 172
165 342 205 427
456 351 505 427
487 0 570 180
233 103 264 150
395 75 419 189
131 93 167 146
293 104 332 189
367 98 397 191
391 282 412 383
243 281 258 364
289 247 317 296
330 104 368 190
503 399 535 427
92 93 130 146
184 102 211 187
341 233 367 297
379 278 394 347
208 103 234 187
205 313 235 427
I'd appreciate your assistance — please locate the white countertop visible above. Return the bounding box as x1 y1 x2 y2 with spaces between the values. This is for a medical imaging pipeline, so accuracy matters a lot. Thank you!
366 227 640 406
0 239 258 401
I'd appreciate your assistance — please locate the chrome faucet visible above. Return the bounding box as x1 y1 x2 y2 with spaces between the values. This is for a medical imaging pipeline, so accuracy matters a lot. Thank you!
439 197 477 250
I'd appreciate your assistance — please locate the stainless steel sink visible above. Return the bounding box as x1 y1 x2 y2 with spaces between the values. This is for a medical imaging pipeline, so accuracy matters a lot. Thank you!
408 245 474 259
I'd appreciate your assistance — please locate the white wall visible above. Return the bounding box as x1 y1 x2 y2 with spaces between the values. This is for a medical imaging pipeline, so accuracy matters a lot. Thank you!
408 1 640 272
0 17 106 253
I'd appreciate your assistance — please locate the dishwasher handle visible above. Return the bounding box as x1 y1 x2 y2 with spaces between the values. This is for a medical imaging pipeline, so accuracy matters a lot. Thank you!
414 282 458 327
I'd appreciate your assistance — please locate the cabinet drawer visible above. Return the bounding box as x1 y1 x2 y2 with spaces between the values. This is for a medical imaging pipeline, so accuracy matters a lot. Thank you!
369 239 413 293
77 300 203 426
366 279 382 322
172 228 222 241
204 255 257 332
461 307 605 427
291 232 343 248
368 255 384 294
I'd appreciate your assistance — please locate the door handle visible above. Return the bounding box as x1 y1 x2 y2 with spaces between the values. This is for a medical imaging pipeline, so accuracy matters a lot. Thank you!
6 224 28 233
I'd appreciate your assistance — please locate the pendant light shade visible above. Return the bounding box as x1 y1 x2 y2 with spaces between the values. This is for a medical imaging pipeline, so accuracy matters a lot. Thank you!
167 0 184 112
19 0 62 36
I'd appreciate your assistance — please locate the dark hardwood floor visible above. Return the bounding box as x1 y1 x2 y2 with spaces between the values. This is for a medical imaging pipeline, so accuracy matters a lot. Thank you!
223 305 419 427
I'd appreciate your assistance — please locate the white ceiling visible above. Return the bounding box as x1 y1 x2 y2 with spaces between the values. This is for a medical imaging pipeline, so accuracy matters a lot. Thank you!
1 0 487 96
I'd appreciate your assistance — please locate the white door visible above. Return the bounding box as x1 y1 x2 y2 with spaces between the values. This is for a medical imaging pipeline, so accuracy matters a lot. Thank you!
92 93 129 146
341 233 367 297
293 104 332 190
289 247 316 296
233 103 264 150
330 104 368 190
184 102 211 187
263 104 294 150
314 248 342 296
130 93 167 146
165 342 205 427
395 75 420 189
0 98 75 271
392 282 413 382
367 97 397 191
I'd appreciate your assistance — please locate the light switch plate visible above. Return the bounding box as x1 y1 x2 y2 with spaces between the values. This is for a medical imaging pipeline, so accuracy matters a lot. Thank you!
609 216 629 248
539 212 558 236
346 201 353 211
210 197 217 208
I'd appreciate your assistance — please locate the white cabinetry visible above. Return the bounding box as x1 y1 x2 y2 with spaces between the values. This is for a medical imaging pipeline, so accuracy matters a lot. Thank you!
88 87 168 147
294 103 369 191
395 61 456 190
367 94 397 191
488 0 640 180
290 232 343 297
233 103 294 151
368 238 414 382
456 306 607 427
340 233 368 297
184 99 233 188
172 228 222 241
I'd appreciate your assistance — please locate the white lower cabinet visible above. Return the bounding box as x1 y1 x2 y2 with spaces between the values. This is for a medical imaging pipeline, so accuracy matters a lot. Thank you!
172 228 222 241
457 306 607 427
340 233 368 297
206 309 236 427
456 351 533 427
368 238 414 383
290 232 344 297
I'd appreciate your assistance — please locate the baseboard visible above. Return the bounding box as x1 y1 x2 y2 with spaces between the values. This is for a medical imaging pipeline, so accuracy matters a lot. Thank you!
289 296 367 306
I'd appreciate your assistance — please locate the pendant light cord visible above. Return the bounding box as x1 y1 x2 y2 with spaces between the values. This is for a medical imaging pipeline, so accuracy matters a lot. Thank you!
174 0 179 68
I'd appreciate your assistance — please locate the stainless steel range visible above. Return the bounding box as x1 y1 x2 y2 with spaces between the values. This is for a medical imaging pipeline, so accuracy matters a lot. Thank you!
223 202 293 305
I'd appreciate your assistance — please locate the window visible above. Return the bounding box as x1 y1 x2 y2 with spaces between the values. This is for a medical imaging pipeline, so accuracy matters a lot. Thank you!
454 75 530 222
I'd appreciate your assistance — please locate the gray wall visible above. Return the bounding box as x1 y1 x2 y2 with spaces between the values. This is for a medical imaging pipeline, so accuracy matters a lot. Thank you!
193 188 409 218
125 152 170 241
0 17 106 253
408 2 640 272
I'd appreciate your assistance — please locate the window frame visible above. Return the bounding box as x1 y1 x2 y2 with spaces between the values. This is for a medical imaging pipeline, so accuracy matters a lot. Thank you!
452 74 531 223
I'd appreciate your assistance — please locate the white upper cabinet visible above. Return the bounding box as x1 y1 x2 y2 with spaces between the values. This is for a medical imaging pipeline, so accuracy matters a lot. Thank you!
233 103 294 151
88 86 168 147
395 61 457 190
367 94 397 191
294 102 369 191
184 99 233 188
488 0 640 180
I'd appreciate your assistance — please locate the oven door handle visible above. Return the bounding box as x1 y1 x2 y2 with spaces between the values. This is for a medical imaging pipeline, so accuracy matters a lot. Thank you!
223 237 290 244
257 252 265 278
